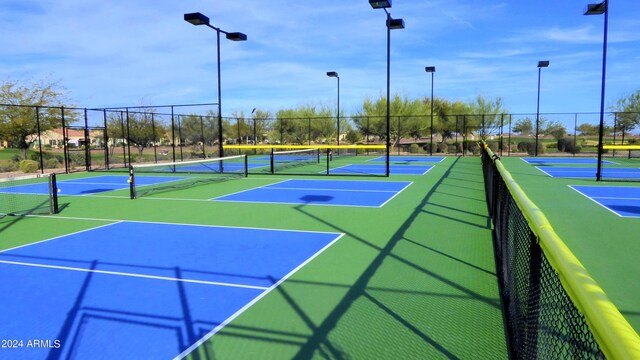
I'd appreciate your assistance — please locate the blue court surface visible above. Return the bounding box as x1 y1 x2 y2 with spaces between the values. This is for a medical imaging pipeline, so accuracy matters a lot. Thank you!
330 164 433 175
212 179 412 207
570 185 640 217
368 156 445 163
0 221 342 359
522 157 615 165
536 166 640 179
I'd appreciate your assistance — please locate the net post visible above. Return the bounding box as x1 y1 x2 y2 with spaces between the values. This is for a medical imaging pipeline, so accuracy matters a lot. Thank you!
129 166 137 199
326 149 330 175
270 148 275 174
244 154 248 177
50 173 59 214
316 148 320 163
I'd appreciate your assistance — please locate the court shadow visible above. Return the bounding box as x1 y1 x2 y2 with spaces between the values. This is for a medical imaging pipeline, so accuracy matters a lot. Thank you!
275 156 505 359
300 195 334 203
607 205 640 216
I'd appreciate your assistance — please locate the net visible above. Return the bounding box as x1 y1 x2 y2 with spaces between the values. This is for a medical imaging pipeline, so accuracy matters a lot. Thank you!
482 144 640 359
129 155 248 199
225 144 389 176
601 145 640 181
271 148 320 174
0 173 59 216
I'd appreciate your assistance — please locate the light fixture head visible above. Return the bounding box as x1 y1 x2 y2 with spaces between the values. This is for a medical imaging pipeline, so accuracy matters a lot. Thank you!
226 32 247 41
387 18 405 29
425 66 436 73
184 12 209 26
537 60 550 68
369 0 392 9
584 1 607 15
326 71 339 78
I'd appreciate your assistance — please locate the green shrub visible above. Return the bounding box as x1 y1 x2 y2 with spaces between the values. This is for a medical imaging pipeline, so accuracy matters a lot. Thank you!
436 142 449 153
0 161 19 172
517 141 530 152
409 143 420 154
525 142 545 155
19 160 39 173
44 158 61 169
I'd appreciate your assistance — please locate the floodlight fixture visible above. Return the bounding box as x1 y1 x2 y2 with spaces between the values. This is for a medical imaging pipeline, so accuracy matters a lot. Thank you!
369 0 392 9
226 32 247 41
184 12 210 26
425 66 436 73
326 71 339 78
537 60 550 68
584 2 606 15
387 18 405 29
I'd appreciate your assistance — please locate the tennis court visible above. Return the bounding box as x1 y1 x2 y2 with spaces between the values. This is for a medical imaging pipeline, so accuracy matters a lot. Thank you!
329 163 433 175
368 156 445 163
536 166 640 179
1 154 509 359
570 185 640 218
522 157 615 165
212 179 412 207
0 221 342 359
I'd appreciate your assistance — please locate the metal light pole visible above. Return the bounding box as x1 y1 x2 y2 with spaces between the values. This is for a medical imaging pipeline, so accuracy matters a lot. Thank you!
425 66 435 156
370 0 404 177
535 60 549 156
584 1 608 181
184 12 246 159
327 72 340 147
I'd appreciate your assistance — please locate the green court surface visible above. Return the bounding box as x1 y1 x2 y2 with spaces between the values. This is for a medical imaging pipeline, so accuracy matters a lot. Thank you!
0 156 507 359
498 157 640 334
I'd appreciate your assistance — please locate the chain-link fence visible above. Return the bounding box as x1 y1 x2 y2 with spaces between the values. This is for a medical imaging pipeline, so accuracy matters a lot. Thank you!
2 103 639 176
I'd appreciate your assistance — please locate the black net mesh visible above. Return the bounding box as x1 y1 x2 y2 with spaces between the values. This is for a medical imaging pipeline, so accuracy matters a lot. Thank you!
481 150 605 359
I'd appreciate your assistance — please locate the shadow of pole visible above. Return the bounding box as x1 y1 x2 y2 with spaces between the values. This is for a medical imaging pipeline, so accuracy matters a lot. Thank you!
290 156 501 358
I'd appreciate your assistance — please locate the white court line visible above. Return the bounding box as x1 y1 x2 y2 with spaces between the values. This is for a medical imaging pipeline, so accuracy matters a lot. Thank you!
212 198 383 208
0 222 122 254
22 216 344 236
377 181 414 208
174 233 345 360
568 185 628 218
0 260 268 290
262 186 401 193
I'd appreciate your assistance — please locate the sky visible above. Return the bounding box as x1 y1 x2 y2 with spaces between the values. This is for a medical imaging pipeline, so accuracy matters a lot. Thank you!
1 0 639 119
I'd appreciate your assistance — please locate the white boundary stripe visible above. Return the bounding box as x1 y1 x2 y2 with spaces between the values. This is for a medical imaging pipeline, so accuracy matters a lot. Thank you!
22 216 344 236
210 179 291 200
0 222 122 254
262 186 401 193
377 181 414 207
174 233 345 360
568 185 628 218
0 260 269 290
212 198 383 208
328 164 433 176
366 156 445 163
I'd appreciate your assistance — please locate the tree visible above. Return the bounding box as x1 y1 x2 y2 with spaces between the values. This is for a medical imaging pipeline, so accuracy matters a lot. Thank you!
576 123 599 136
0 79 76 158
513 118 534 135
611 90 640 144
544 120 567 140
466 95 508 139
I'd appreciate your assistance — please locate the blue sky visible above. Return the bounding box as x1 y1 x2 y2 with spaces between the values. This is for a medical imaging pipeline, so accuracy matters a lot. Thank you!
1 0 639 117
